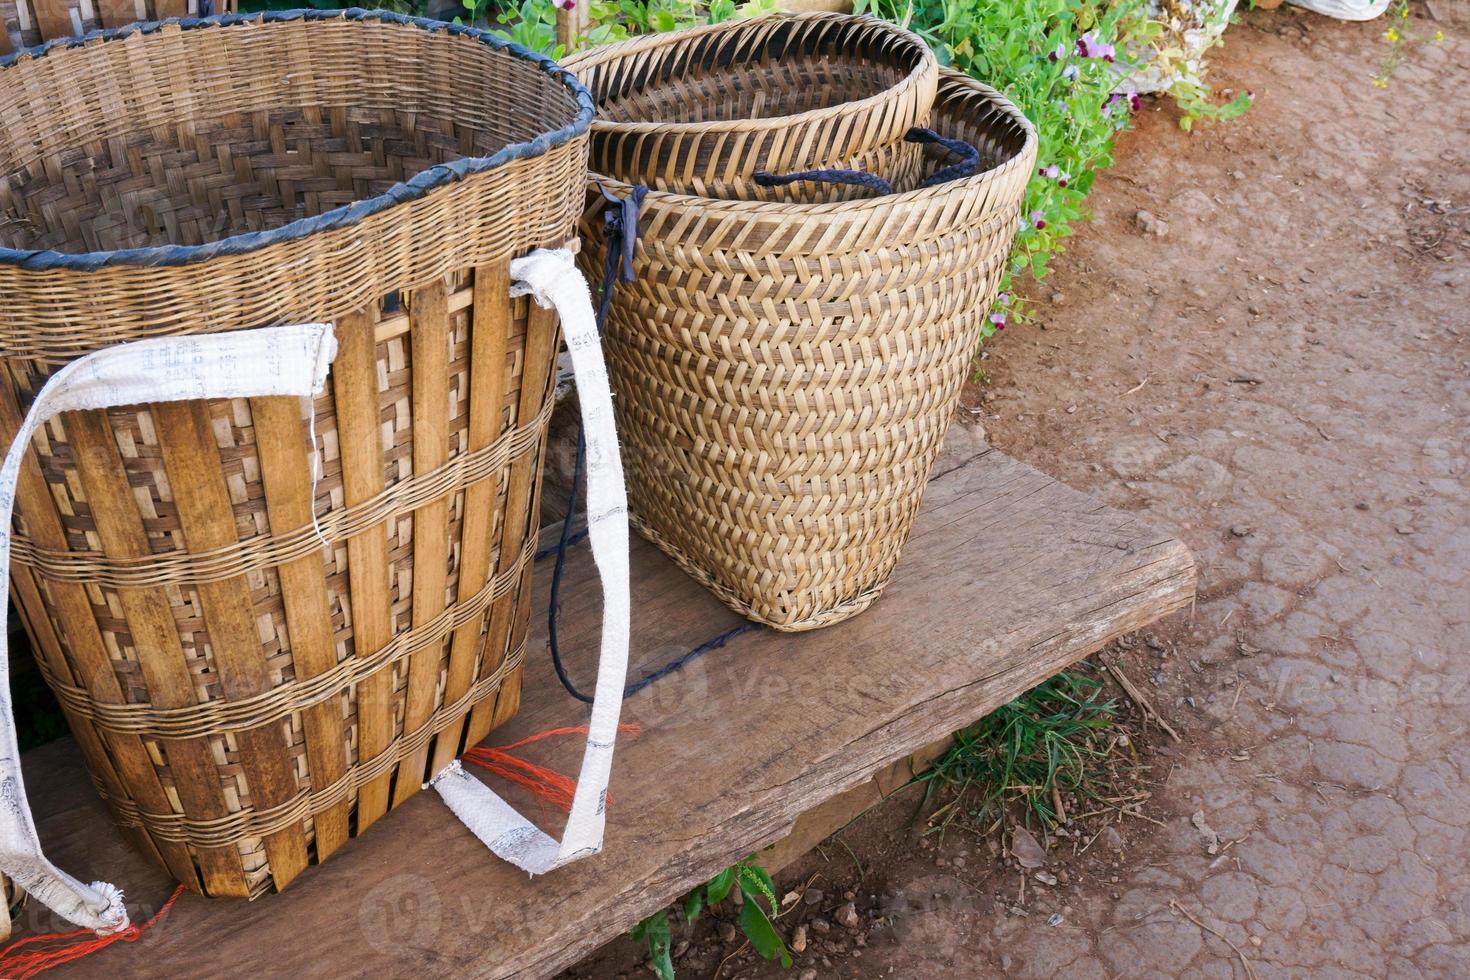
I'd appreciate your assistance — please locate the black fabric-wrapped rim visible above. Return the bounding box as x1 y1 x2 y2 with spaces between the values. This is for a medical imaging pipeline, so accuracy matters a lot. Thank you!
0 8 596 273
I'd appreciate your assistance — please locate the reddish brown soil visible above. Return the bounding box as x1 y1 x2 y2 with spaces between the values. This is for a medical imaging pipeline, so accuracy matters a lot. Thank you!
568 5 1469 978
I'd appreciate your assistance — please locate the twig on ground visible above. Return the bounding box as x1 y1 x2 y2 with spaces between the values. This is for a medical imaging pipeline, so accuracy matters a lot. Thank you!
713 939 750 979
1122 375 1150 396
1121 806 1167 828
1106 660 1183 742
1170 900 1260 980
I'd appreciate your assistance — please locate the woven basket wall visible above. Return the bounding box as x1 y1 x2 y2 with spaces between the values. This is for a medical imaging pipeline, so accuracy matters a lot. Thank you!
0 11 591 899
563 12 937 202
0 0 238 55
584 69 1036 630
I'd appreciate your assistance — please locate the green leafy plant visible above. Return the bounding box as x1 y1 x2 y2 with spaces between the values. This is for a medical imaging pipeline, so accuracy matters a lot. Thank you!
486 0 565 58
1170 78 1253 132
630 857 791 980
917 671 1118 829
1372 0 1445 89
855 0 1152 339
487 0 779 53
855 0 1248 341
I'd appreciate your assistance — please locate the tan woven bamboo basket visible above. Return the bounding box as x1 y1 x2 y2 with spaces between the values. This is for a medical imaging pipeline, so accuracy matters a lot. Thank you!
0 11 591 898
584 68 1036 630
563 12 938 202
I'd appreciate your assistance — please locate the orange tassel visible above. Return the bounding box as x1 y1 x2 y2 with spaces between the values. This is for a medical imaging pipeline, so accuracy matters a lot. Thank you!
0 883 185 979
461 724 640 812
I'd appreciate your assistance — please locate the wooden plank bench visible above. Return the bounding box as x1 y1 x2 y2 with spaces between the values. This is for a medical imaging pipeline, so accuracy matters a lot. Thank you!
19 440 1193 978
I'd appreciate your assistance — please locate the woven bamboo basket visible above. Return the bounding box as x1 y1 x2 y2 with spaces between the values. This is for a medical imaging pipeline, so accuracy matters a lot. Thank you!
0 0 239 55
584 68 1036 630
0 11 591 898
563 12 938 202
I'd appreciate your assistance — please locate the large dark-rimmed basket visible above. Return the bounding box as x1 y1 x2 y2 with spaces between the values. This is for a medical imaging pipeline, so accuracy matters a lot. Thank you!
0 10 592 899
563 12 938 202
585 69 1037 630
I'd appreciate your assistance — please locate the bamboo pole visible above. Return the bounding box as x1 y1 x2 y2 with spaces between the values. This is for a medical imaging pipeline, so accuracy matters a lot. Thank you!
555 0 589 54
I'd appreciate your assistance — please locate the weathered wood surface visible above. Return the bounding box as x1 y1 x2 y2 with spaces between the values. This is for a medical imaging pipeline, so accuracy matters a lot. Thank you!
20 444 1193 978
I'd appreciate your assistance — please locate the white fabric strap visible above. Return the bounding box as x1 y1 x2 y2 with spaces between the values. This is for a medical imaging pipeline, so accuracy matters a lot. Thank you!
0 324 337 933
431 247 631 875
1285 0 1389 20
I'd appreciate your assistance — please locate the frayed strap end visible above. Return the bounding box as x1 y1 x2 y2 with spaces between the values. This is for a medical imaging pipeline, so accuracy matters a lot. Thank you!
89 881 129 936
425 759 467 791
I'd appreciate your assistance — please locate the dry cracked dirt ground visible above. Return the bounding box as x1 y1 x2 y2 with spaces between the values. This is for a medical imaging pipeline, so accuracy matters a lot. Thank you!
567 5 1469 979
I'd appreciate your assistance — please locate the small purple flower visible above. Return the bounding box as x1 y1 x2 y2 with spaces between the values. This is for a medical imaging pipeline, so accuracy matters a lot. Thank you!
998 292 1010 306
1062 63 1079 81
990 312 1007 331
1031 210 1047 230
560 0 576 9
1077 33 1115 62
1040 163 1070 187
1048 41 1067 62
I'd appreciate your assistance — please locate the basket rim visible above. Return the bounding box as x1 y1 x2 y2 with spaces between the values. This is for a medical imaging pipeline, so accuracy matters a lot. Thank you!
563 12 937 139
0 8 596 273
592 68 1038 218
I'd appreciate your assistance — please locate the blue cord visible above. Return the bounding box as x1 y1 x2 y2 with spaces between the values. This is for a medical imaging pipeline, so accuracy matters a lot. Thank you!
752 127 981 198
542 183 764 704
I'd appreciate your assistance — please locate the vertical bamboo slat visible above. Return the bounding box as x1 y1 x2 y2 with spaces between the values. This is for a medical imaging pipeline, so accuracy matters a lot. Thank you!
27 0 71 42
0 389 167 876
65 409 247 897
467 301 559 747
332 308 397 832
430 261 511 773
153 400 312 890
94 0 135 28
250 396 352 863
393 280 451 807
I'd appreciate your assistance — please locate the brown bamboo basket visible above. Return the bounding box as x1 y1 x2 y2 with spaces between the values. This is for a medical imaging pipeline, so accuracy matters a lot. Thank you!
0 0 240 56
563 12 938 202
584 68 1036 630
0 11 592 898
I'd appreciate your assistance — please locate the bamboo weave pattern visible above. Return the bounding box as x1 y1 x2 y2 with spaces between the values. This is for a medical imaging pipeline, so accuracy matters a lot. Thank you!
0 11 590 898
564 12 937 202
585 68 1037 630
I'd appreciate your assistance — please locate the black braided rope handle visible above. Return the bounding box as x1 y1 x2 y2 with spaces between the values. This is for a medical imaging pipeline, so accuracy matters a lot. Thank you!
752 127 981 198
907 127 982 188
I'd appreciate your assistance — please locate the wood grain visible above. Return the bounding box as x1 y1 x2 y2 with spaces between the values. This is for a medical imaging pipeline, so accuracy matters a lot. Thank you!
430 261 512 776
394 280 451 808
153 400 311 889
29 0 74 41
66 409 245 896
331 309 396 832
94 0 138 28
25 445 1193 978
465 301 559 748
250 396 352 863
0 380 170 877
